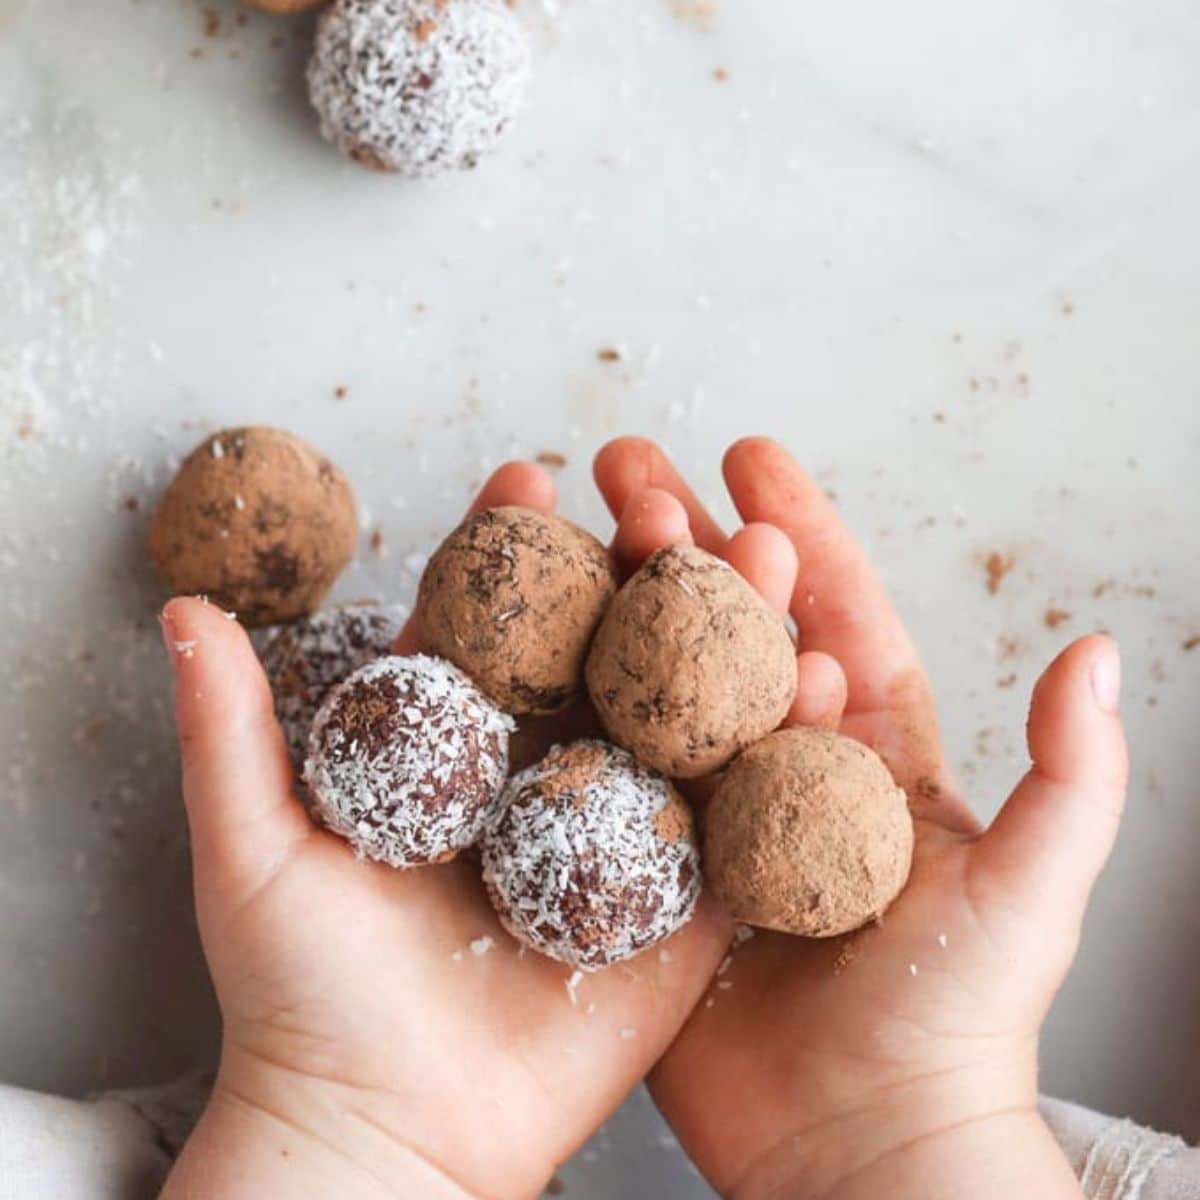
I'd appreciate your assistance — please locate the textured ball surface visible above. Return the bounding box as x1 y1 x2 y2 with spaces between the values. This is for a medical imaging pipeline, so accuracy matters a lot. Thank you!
417 506 617 714
481 740 701 970
705 728 914 937
305 654 514 867
585 544 797 778
307 0 530 176
148 427 358 628
260 603 407 773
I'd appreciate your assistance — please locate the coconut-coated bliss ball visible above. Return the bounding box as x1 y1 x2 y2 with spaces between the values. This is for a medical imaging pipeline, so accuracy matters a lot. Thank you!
705 727 914 937
481 740 701 971
307 0 531 176
148 427 358 628
260 603 407 774
585 544 797 779
305 654 514 867
417 507 618 715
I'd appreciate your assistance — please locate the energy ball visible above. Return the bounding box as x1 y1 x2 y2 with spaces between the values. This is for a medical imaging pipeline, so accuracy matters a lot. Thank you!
585 545 797 778
417 507 617 715
148 427 358 628
307 0 530 177
705 728 914 937
305 654 514 867
481 740 701 971
260 603 407 774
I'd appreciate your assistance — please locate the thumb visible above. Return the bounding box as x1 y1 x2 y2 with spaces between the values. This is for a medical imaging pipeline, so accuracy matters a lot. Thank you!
974 634 1128 925
162 597 310 902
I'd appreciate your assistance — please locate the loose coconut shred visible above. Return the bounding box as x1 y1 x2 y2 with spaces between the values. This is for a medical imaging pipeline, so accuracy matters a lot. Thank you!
481 740 702 971
307 0 531 177
306 654 514 867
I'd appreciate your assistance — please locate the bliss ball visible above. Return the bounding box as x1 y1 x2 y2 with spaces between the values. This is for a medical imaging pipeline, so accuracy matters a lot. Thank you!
585 545 796 779
307 0 530 177
148 427 358 628
705 728 914 937
260 603 407 774
481 740 701 971
305 654 514 867
417 507 617 715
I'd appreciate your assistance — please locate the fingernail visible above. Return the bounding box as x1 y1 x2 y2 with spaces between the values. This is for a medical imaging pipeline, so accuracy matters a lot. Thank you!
1091 643 1121 713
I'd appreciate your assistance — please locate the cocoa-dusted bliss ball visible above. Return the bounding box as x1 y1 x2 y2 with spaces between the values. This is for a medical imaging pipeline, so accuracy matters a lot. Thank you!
260 603 407 774
305 654 514 867
481 740 701 971
585 545 797 778
417 507 617 715
148 427 358 628
307 0 530 177
705 728 914 937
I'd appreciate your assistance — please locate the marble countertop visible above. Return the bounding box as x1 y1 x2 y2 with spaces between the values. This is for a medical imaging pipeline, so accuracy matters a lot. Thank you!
2 0 1199 1195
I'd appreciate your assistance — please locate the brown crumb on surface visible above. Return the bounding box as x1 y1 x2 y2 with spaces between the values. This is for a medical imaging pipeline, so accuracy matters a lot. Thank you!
596 346 622 362
544 1179 566 1196
123 495 141 513
189 47 205 60
535 451 568 469
202 8 220 36
370 528 385 556
833 938 859 974
984 552 1014 595
932 411 945 423
996 673 1017 689
672 0 716 28
1093 578 1115 598
1044 608 1071 629
713 66 728 81
968 377 981 392
334 386 348 400
1184 635 1200 652
1061 299 1075 315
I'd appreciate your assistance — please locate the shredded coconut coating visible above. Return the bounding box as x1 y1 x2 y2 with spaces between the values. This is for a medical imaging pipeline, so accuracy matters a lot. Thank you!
481 740 702 971
307 0 531 177
260 602 407 773
306 654 514 867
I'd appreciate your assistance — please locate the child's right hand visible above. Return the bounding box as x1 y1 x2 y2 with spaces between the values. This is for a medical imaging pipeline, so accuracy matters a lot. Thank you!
594 437 1129 1200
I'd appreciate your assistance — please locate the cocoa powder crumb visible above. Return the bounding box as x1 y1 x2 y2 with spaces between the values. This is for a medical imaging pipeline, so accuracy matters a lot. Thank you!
370 528 385 556
596 347 621 362
713 67 728 81
535 451 567 469
1043 607 1071 629
1184 636 1200 652
984 551 1014 595
996 673 1017 689
334 386 349 400
202 8 220 37
123 495 141 513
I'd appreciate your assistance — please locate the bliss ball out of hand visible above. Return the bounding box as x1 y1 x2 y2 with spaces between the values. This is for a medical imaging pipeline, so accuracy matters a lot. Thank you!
260 603 407 774
148 427 358 628
417 507 618 715
705 728 914 937
307 0 531 177
305 654 514 868
481 740 701 970
585 545 797 779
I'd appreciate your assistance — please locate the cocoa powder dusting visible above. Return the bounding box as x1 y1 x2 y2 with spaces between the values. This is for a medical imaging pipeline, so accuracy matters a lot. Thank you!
984 551 1014 595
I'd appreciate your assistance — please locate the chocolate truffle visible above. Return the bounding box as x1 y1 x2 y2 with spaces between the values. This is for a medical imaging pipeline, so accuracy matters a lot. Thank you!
307 0 530 177
417 507 617 715
260 603 407 774
148 427 358 628
585 545 797 778
705 728 914 937
481 740 701 971
244 0 322 12
305 654 514 867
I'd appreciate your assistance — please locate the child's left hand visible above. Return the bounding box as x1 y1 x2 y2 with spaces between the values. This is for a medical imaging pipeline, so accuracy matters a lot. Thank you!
159 462 735 1200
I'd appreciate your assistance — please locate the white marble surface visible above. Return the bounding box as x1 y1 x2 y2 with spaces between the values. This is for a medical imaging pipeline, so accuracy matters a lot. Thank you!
2 0 1200 1195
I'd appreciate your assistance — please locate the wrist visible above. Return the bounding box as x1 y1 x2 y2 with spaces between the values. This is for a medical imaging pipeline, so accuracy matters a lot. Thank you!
732 1046 1079 1200
161 1055 475 1200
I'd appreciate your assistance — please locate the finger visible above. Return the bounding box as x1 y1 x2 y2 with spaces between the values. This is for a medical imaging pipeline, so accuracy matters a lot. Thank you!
974 635 1127 922
611 488 693 578
394 461 558 654
593 437 726 554
162 596 310 895
721 523 798 617
785 651 847 729
722 437 952 799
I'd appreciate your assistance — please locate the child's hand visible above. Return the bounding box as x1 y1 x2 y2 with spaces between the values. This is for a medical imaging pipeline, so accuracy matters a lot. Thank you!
593 437 1128 1200
159 462 733 1200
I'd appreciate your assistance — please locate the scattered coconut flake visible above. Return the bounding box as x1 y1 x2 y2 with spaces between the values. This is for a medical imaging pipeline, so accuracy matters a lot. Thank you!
733 924 755 946
619 1027 636 1040
908 963 919 977
658 948 673 965
173 640 198 658
470 936 495 957
716 954 732 976
566 969 583 1005
937 933 949 950
451 950 464 963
